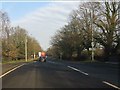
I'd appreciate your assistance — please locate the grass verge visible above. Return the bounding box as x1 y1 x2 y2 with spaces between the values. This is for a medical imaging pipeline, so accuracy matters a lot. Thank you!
2 58 38 64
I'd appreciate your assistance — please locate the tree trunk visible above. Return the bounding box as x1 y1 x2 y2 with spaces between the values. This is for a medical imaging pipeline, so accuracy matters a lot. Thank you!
104 46 112 61
77 48 82 60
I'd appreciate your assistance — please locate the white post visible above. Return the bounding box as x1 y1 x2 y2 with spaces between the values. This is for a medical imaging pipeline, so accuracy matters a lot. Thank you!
34 52 35 59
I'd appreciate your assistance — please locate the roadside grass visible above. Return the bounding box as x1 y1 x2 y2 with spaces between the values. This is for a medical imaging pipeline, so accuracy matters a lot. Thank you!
2 58 38 64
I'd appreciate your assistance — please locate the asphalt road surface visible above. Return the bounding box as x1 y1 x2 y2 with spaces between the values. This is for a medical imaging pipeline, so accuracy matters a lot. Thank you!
2 58 120 89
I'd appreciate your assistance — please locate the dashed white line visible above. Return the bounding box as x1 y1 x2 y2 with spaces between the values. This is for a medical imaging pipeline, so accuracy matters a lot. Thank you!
47 61 64 66
0 64 25 78
67 66 89 76
47 61 56 64
103 81 120 89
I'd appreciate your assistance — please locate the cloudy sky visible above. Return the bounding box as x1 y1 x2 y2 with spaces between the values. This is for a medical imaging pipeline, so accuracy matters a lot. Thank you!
1 1 82 51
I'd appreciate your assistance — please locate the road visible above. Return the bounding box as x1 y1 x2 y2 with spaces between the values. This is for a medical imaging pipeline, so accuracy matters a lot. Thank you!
2 62 26 75
2 58 120 89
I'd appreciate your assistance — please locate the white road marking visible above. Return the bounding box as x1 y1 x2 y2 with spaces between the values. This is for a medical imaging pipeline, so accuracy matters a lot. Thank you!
67 66 89 76
47 61 55 64
47 61 63 65
103 81 120 89
0 64 25 78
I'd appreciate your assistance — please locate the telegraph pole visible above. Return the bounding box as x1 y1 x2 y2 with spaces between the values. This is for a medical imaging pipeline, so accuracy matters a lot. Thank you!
91 26 94 62
91 9 94 62
30 34 35 59
25 36 27 62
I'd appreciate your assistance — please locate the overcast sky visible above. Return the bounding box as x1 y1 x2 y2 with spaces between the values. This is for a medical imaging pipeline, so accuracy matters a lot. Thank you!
1 1 82 51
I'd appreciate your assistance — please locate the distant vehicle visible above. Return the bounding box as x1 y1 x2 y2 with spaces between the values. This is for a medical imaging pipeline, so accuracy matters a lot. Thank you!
39 52 47 62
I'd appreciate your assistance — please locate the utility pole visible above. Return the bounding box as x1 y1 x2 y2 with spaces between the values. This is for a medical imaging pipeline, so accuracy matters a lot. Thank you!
30 34 35 59
91 9 94 62
91 27 94 62
25 36 27 62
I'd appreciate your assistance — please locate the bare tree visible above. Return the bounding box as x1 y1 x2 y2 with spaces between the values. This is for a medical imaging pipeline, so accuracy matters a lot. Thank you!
94 2 119 60
1 11 11 60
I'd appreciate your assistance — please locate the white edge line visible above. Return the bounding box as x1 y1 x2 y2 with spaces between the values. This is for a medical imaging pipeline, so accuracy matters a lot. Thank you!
0 64 25 78
67 66 88 76
103 81 120 89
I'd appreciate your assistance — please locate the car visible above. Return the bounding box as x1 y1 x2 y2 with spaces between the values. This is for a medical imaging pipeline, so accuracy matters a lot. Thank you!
39 56 46 62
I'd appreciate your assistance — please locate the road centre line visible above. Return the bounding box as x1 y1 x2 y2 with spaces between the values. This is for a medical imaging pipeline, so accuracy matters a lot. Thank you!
47 61 55 64
67 66 89 76
68 66 120 89
103 81 120 90
0 64 25 78
47 61 63 66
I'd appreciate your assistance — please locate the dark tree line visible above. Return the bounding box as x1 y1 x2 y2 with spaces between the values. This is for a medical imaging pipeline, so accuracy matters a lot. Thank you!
47 2 120 61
